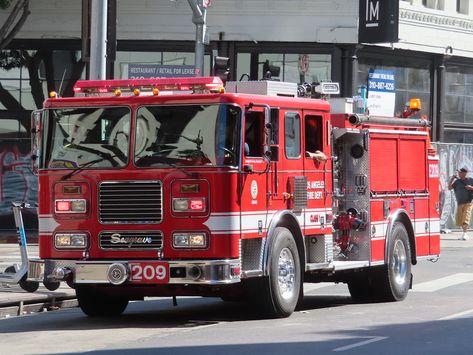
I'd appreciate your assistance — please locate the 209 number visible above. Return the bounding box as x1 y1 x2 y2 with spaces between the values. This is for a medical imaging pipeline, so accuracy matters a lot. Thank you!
129 262 168 284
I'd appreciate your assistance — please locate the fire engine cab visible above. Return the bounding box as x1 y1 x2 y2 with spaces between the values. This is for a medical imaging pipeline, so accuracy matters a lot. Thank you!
28 76 440 318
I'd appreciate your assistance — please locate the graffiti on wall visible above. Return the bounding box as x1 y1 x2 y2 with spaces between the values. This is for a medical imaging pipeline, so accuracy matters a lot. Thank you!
434 142 473 231
0 140 38 238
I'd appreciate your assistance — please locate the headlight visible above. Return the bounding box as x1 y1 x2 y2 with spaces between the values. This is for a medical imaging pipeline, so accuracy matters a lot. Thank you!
55 233 87 248
55 199 87 213
172 232 207 249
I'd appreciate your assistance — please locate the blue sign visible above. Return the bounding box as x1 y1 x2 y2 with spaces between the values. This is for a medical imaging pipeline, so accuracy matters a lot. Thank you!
368 69 396 93
128 64 196 79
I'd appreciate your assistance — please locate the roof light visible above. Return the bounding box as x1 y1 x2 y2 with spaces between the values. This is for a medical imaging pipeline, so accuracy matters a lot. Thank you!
73 76 224 97
49 91 58 98
114 89 122 97
409 98 421 111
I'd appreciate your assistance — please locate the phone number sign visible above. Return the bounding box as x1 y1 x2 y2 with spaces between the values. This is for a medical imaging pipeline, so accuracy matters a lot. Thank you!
367 69 396 117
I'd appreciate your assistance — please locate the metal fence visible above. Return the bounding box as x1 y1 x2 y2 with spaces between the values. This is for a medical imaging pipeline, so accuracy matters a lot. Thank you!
433 142 473 232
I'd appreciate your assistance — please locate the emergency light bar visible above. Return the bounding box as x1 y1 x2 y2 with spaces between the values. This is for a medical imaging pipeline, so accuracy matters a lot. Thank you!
73 76 224 97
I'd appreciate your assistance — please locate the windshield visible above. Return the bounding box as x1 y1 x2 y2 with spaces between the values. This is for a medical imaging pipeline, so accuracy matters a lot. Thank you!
134 104 241 167
43 107 131 169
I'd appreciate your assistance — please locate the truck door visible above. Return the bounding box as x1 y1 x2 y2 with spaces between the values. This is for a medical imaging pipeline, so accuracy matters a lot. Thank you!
303 113 331 236
280 110 306 221
240 107 270 239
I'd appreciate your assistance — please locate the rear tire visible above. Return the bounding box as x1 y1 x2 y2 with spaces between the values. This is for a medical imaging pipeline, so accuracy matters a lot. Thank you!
347 277 376 302
246 227 301 318
375 222 411 301
76 286 129 317
348 223 411 303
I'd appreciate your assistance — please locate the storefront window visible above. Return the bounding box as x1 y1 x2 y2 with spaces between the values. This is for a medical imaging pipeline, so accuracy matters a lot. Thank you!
445 68 473 125
0 67 35 110
236 53 251 81
115 51 211 79
257 53 331 83
444 130 473 144
0 50 84 112
357 59 431 118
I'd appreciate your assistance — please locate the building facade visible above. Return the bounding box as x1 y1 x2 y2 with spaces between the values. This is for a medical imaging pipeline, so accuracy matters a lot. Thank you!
1 0 473 235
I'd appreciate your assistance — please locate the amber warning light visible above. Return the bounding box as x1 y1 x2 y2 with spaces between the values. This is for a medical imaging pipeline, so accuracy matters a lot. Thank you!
73 76 224 97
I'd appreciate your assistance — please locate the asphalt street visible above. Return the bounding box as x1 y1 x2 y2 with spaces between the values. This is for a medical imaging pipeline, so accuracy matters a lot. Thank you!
0 230 470 318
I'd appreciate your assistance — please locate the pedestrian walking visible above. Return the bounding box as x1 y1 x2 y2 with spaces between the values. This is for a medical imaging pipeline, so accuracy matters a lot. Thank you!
448 167 473 240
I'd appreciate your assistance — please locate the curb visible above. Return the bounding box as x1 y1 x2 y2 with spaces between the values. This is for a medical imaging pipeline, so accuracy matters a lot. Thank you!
0 294 77 319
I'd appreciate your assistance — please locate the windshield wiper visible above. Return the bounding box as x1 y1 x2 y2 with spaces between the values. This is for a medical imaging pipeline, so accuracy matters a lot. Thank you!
60 156 117 181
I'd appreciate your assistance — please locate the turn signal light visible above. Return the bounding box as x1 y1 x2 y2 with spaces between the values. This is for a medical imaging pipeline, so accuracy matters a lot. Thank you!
172 198 206 212
55 199 86 213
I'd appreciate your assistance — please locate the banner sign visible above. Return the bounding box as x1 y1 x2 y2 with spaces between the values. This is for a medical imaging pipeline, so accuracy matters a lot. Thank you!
128 64 196 79
367 69 396 117
359 0 399 43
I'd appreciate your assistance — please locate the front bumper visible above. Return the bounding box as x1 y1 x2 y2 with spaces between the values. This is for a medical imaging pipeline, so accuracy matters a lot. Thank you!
28 258 241 285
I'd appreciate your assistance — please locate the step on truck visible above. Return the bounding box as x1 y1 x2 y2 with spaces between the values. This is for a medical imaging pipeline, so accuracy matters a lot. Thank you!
27 76 440 317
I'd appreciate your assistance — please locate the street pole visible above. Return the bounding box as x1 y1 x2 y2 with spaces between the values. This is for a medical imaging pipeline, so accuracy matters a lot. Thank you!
187 0 207 76
89 0 108 80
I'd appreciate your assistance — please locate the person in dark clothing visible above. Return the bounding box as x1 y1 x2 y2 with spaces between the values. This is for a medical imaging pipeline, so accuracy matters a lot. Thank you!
448 166 473 240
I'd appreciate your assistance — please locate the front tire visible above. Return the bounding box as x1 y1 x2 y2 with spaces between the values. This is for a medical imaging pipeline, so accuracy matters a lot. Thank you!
76 286 129 317
247 227 301 318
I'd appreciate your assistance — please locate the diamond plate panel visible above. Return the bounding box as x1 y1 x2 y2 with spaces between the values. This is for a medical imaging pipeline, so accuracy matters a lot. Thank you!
333 130 370 261
241 238 264 271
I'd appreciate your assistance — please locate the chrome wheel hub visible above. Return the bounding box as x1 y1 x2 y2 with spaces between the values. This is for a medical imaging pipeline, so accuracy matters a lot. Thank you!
278 247 296 300
392 239 407 286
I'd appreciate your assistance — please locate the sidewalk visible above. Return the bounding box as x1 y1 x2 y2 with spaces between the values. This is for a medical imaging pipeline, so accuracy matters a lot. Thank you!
0 243 77 319
0 283 76 319
0 230 471 319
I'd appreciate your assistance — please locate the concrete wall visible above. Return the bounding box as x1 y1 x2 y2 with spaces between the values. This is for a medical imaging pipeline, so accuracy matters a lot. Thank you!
1 1 473 57
396 1 473 57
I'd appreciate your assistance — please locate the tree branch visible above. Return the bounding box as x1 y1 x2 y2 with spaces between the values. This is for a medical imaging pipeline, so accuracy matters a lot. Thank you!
0 80 24 110
22 49 45 108
0 0 30 51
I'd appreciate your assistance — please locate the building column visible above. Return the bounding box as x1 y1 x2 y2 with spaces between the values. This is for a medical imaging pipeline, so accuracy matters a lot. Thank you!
434 55 446 142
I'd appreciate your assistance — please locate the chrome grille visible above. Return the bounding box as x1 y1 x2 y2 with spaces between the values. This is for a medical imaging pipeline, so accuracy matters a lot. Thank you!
99 231 163 250
99 181 163 223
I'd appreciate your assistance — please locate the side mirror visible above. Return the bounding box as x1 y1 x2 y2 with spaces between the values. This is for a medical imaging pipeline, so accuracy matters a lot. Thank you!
31 110 42 175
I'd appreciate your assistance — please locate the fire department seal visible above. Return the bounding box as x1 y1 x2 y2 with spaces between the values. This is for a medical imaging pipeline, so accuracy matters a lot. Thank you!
251 180 258 199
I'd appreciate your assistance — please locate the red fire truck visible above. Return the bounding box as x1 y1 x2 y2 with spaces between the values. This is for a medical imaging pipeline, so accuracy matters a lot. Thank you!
27 76 440 318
